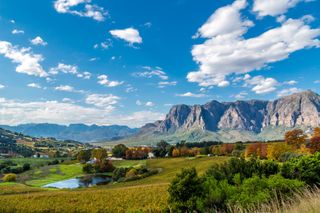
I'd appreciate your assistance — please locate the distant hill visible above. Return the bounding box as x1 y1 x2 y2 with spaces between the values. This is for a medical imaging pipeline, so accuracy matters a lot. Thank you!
110 90 319 145
0 128 90 157
0 124 139 143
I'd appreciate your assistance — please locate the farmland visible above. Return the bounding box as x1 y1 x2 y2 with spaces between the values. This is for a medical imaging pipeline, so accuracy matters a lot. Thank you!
0 156 228 212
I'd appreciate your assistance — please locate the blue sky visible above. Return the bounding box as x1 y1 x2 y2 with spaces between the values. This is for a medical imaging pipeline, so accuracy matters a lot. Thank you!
0 0 319 127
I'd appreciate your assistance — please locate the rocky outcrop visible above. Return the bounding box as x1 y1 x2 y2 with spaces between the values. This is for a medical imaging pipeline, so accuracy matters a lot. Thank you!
141 90 320 135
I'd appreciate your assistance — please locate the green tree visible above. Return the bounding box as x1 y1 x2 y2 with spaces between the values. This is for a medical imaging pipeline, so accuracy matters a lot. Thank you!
77 149 91 163
153 140 170 157
112 144 128 158
168 168 203 212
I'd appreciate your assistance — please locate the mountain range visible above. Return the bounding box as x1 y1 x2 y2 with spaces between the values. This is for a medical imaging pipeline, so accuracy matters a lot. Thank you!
1 90 320 145
0 124 138 143
112 90 320 145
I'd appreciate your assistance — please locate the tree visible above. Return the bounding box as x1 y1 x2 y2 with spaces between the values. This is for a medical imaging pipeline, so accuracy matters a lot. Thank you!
168 168 203 212
153 140 170 157
77 149 91 163
285 129 307 149
172 148 180 157
310 136 320 154
112 144 128 158
267 143 292 160
313 127 320 138
91 148 107 163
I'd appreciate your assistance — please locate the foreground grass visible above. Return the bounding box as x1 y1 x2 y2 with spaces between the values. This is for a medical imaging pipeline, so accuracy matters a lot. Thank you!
22 164 83 187
0 156 228 212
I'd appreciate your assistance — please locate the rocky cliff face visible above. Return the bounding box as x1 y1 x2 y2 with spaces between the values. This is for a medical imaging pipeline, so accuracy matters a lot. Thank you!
142 90 320 135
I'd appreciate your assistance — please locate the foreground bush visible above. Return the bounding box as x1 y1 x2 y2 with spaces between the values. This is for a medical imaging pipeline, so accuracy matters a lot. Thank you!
168 157 306 212
2 173 17 182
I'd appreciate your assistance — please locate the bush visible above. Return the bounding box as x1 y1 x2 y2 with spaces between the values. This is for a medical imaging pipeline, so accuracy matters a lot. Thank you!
22 163 31 171
168 168 203 212
82 163 94 174
281 152 320 185
2 173 17 182
112 167 127 181
125 168 138 178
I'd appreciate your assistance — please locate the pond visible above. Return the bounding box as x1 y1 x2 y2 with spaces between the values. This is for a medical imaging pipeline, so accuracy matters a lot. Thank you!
43 175 112 189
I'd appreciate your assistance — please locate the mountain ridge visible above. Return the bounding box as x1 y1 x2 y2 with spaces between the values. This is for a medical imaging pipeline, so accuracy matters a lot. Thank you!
110 90 319 145
0 123 138 143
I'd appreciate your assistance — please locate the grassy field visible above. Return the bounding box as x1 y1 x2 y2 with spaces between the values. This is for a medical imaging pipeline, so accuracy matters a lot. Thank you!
18 164 83 187
0 156 228 212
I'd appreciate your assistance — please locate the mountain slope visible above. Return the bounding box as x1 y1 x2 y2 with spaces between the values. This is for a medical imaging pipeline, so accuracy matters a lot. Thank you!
0 124 139 143
111 90 319 145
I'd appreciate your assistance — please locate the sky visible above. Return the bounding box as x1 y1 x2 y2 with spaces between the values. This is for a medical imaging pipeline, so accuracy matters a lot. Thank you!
0 0 319 127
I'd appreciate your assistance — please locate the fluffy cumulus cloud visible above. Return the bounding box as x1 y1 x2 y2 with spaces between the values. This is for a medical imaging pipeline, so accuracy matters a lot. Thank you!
54 0 107 21
253 0 309 17
0 84 5 89
245 75 279 94
133 66 168 80
0 41 48 77
187 0 320 87
97 75 123 87
235 91 248 99
30 36 48 46
110 28 142 45
176 92 207 98
49 63 91 79
85 93 120 110
277 87 302 97
55 85 76 92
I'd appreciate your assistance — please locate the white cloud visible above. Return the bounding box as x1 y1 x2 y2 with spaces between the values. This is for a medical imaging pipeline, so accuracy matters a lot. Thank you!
85 93 120 110
0 41 48 77
314 80 320 84
97 75 123 87
55 85 76 92
54 0 107 21
277 87 302 97
110 28 142 45
12 29 24 34
49 63 91 79
133 66 168 80
0 97 162 127
0 84 5 89
145 101 155 107
158 81 177 88
187 0 320 87
245 75 279 94
235 91 248 99
136 100 155 107
27 83 41 89
253 0 308 17
30 36 48 46
176 92 207 98
284 80 298 85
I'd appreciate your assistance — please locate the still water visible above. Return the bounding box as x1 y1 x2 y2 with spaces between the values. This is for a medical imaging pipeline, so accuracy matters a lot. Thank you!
43 175 111 189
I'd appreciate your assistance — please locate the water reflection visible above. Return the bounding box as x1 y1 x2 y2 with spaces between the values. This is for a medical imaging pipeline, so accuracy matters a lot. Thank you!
43 175 111 189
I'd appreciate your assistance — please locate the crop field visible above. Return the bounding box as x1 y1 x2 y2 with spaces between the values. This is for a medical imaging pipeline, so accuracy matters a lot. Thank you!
0 156 228 212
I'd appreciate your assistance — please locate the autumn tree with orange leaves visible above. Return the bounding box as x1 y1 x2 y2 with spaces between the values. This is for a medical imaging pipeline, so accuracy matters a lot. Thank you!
285 129 307 149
